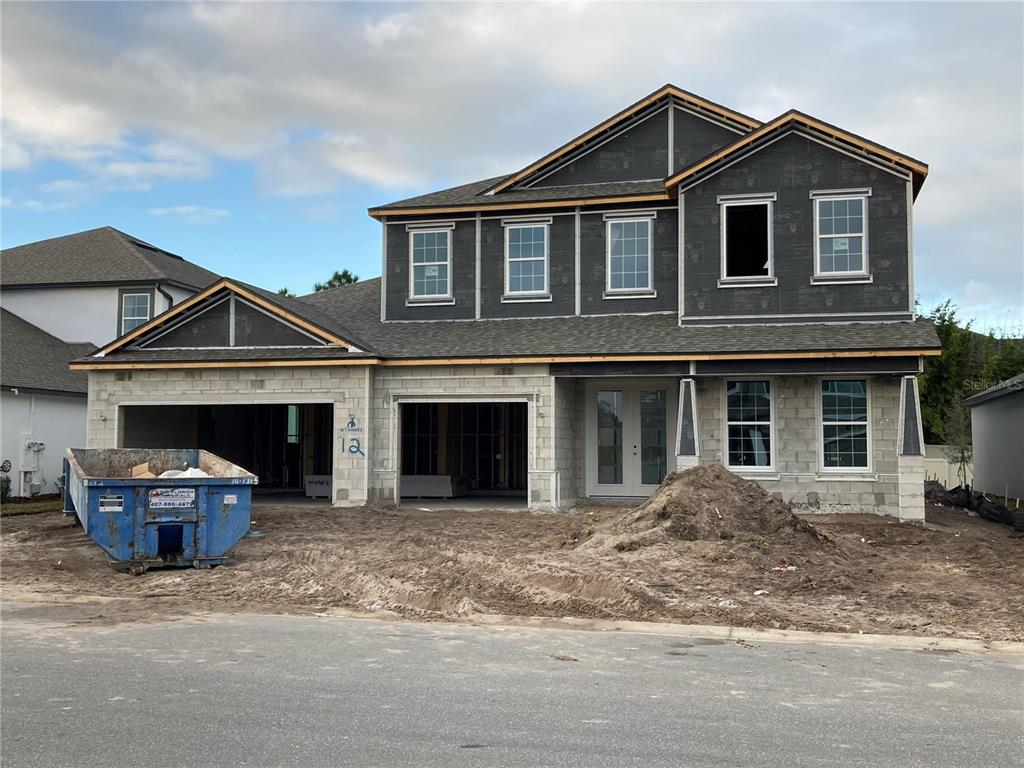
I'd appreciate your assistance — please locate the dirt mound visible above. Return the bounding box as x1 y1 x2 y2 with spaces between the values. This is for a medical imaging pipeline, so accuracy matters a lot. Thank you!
584 464 830 551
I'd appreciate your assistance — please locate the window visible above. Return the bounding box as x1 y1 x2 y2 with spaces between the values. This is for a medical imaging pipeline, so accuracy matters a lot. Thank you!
120 292 151 335
409 229 451 299
596 390 623 484
607 218 651 292
722 199 773 281
815 195 868 275
505 224 548 295
821 379 869 470
725 380 772 469
286 405 300 445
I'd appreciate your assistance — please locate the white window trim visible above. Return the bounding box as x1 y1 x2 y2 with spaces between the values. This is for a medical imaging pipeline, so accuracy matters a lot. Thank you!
605 217 654 295
719 195 775 285
121 292 151 335
722 378 776 473
503 222 550 298
817 377 873 475
812 192 870 279
408 228 453 302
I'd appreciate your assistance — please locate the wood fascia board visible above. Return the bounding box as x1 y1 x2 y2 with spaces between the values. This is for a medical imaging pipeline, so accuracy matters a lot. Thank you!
94 279 351 356
226 284 351 348
74 348 940 371
487 86 761 195
96 278 233 355
369 192 670 219
665 112 929 190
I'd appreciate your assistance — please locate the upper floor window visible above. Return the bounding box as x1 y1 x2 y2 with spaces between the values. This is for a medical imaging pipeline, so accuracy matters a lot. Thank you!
409 229 451 300
720 194 775 285
607 218 652 292
505 224 548 296
120 291 151 335
814 193 869 276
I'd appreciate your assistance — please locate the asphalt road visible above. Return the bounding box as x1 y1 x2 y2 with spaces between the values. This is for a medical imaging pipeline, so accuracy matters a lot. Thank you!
2 606 1022 768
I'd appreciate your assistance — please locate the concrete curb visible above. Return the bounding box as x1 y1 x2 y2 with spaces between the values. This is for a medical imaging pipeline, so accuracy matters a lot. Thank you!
453 613 1024 653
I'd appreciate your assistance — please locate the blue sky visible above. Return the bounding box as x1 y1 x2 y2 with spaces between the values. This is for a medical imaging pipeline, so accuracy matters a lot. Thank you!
2 1 1022 332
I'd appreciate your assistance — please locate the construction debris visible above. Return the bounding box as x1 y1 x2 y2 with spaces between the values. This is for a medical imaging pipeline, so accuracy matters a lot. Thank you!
925 480 1024 532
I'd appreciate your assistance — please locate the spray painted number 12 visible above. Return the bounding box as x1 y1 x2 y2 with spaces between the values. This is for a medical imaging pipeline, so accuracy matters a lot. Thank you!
342 437 365 457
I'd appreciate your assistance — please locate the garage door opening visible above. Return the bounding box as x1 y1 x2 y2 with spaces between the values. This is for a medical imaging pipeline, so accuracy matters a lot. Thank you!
120 403 333 499
400 402 527 505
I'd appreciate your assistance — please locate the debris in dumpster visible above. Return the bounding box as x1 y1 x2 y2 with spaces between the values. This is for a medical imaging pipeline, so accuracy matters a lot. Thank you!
131 462 152 478
159 467 211 479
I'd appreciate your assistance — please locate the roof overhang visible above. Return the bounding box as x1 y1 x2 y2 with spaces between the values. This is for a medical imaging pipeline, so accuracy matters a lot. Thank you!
89 278 354 358
665 110 929 197
368 191 670 219
485 85 761 196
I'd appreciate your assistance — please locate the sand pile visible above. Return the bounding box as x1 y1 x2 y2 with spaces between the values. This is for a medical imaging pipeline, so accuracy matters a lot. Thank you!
584 464 830 551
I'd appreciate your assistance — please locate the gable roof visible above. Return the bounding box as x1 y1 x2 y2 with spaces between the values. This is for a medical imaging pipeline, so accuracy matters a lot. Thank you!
90 278 366 358
371 88 930 217
664 110 929 196
1 309 94 395
0 226 221 290
487 84 761 195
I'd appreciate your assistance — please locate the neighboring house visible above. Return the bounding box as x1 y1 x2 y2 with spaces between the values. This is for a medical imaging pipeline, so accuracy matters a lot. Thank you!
963 374 1024 499
0 226 220 345
71 85 939 520
0 226 219 496
1 309 95 496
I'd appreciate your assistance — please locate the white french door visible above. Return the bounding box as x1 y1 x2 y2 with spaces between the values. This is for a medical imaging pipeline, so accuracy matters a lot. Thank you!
585 379 677 497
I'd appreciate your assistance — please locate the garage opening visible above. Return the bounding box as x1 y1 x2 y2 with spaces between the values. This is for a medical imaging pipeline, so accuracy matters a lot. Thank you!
120 404 333 498
400 402 527 504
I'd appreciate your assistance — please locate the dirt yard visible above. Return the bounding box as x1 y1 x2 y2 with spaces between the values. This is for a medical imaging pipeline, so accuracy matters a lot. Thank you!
3 468 1022 641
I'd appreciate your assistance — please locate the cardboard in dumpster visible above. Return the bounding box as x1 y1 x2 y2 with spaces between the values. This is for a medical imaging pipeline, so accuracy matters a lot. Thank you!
131 461 151 477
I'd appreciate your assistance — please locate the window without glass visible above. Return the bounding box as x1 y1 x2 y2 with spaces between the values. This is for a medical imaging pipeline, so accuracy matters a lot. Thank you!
505 224 548 295
723 202 771 279
821 379 869 469
725 380 772 468
607 219 651 291
121 292 151 335
816 196 867 274
410 229 451 299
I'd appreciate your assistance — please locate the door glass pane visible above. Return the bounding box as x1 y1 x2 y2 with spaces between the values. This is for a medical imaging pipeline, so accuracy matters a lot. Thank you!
640 389 667 485
597 391 623 485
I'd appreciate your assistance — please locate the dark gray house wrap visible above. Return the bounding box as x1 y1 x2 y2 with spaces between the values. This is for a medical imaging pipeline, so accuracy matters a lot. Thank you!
74 85 938 519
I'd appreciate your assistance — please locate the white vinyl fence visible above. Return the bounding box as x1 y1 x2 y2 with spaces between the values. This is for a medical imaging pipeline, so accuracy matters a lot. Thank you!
924 444 973 489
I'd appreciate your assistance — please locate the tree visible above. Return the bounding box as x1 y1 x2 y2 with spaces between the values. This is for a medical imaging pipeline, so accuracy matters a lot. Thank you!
981 338 1024 385
940 401 973 488
919 300 977 444
277 287 296 298
314 270 358 292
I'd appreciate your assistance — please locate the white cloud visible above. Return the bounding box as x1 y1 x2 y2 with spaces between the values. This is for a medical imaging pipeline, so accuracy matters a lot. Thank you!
147 205 230 225
1 2 1020 322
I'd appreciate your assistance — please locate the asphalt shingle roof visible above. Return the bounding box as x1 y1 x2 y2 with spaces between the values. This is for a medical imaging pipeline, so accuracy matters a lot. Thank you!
370 178 667 213
1 309 94 394
300 278 941 359
1 226 220 289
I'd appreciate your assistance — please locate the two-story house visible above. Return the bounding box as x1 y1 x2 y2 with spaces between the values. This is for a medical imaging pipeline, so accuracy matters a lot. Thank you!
1 226 219 495
72 85 939 520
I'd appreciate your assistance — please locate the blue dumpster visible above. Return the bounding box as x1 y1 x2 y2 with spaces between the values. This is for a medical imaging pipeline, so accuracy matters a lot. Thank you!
63 448 258 573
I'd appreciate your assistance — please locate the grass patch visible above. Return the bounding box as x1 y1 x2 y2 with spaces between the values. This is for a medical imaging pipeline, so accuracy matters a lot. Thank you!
1 500 64 517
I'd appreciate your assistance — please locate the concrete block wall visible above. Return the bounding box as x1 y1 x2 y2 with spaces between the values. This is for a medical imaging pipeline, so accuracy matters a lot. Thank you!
86 366 370 506
367 364 561 508
693 374 906 516
553 377 582 507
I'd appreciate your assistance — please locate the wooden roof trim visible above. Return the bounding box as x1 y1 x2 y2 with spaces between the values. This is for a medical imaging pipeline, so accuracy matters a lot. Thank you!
95 278 351 356
487 85 761 195
369 192 670 219
74 347 940 371
664 111 929 190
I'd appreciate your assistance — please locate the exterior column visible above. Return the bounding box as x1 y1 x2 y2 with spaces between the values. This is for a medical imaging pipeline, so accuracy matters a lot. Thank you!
675 378 700 471
896 375 926 521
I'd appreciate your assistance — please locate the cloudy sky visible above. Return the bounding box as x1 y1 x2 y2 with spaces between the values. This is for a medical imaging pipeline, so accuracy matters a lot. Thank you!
2 1 1021 331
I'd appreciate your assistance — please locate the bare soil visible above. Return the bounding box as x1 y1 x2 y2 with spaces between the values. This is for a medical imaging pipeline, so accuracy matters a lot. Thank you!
2 474 1022 640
